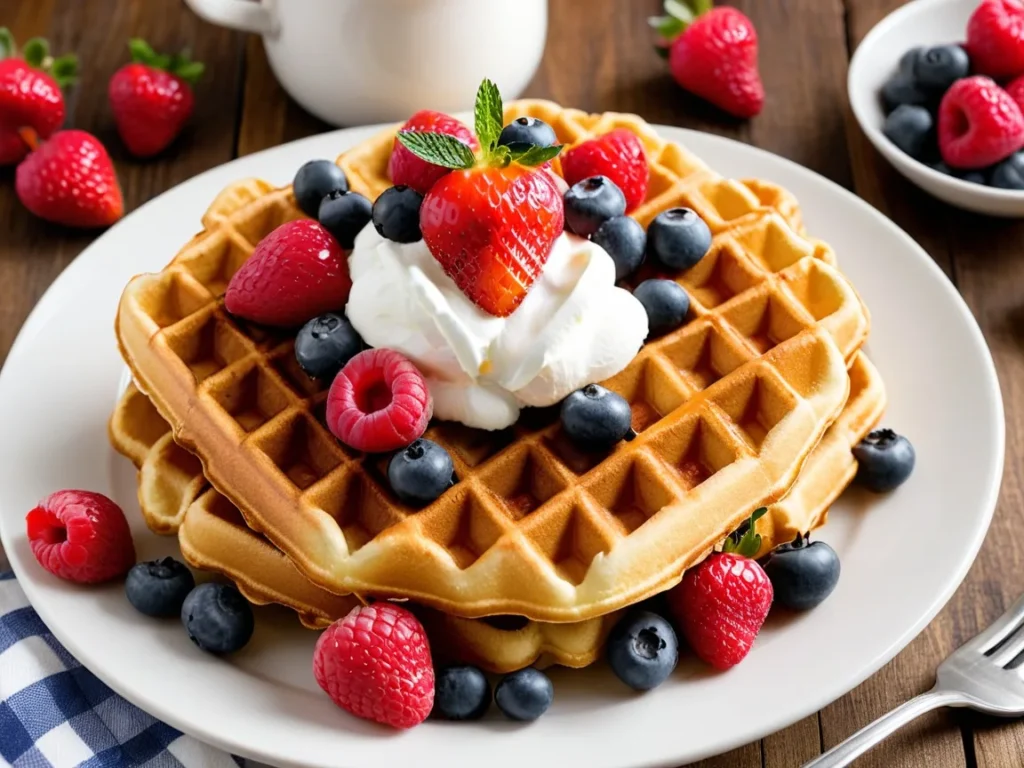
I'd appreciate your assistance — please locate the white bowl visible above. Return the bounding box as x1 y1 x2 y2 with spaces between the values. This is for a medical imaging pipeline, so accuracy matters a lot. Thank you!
848 0 1024 217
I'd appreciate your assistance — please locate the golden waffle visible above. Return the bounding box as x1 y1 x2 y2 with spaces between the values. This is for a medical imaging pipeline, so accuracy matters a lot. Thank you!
115 104 867 622
109 351 883 671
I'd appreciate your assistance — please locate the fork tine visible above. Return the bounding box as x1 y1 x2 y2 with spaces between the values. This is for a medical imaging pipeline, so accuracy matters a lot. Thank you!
990 625 1024 668
961 593 1024 656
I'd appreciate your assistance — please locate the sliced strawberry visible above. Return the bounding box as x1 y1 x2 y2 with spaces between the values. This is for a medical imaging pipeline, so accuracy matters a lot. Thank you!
561 128 649 212
388 110 478 195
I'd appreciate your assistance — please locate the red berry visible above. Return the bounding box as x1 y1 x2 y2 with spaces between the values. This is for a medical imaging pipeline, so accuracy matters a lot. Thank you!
0 59 65 166
561 129 649 212
1007 73 1024 114
668 551 773 670
388 110 478 195
666 6 764 119
326 348 432 453
109 63 195 158
225 219 352 327
420 164 564 316
313 603 434 729
15 130 124 228
26 491 136 584
966 0 1024 81
938 76 1024 169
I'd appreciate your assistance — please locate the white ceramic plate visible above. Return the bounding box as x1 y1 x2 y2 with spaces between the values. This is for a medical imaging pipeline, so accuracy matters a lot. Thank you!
0 124 1004 768
848 0 1024 217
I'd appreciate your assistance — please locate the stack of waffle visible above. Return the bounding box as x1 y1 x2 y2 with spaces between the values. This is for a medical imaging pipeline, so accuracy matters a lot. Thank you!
109 100 885 673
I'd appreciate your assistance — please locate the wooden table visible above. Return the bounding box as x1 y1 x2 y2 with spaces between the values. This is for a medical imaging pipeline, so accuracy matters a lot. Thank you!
1 0 1022 765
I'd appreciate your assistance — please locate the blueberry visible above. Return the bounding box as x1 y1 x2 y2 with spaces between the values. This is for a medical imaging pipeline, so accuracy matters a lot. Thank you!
607 611 679 691
591 215 647 280
899 47 925 77
318 190 372 249
295 312 363 380
125 557 195 618
990 151 1024 189
181 583 254 654
912 44 970 92
931 161 987 185
498 116 557 151
433 665 491 721
372 185 423 243
387 438 455 507
294 159 348 218
494 668 553 721
633 279 690 338
647 207 712 271
564 176 627 237
852 428 915 493
883 105 934 160
560 384 633 451
881 73 932 114
764 535 841 611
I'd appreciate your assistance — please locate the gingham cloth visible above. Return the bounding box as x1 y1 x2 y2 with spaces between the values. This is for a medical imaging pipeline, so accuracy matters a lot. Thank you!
0 569 242 768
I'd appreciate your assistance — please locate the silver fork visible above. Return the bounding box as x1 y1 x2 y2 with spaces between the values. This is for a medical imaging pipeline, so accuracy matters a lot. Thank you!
803 592 1024 767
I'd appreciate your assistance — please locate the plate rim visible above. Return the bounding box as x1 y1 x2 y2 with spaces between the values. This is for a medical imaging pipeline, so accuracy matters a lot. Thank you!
0 121 1005 767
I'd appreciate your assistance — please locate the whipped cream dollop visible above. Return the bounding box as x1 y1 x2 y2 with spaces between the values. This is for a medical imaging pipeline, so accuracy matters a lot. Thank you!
345 226 649 430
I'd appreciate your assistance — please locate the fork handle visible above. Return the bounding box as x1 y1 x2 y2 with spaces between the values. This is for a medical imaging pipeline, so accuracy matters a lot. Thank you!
801 689 968 768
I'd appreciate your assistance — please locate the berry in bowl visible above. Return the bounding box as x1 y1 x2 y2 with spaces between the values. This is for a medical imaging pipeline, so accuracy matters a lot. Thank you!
848 0 1024 216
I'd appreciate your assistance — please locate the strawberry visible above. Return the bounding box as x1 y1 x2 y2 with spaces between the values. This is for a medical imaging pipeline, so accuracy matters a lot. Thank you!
314 603 434 729
652 0 764 119
561 128 649 212
108 39 203 158
388 109 478 195
938 76 1024 169
397 79 565 317
16 130 124 228
667 508 773 670
225 219 352 327
966 0 1024 81
0 28 77 166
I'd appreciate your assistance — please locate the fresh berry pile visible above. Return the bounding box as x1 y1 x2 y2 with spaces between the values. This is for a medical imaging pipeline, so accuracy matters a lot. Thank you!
880 0 1024 188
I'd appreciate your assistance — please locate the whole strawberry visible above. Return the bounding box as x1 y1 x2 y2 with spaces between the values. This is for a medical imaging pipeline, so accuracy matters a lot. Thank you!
225 219 352 327
668 508 773 670
561 128 649 212
966 0 1024 81
0 28 77 166
652 0 764 119
388 109 478 195
16 130 124 228
313 603 434 729
398 79 565 317
109 39 204 158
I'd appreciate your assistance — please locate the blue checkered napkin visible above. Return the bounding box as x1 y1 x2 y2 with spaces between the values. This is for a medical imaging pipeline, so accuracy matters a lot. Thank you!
0 571 241 768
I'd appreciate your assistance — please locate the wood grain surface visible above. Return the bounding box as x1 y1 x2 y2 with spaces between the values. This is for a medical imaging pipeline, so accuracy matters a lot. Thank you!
1 0 1022 765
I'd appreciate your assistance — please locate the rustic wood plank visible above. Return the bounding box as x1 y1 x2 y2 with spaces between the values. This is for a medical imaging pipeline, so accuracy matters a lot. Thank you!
688 740 761 768
0 0 247 363
764 715 825 766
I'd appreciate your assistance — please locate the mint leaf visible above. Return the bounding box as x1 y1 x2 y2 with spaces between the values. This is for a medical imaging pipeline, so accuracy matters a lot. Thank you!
510 144 562 166
175 61 204 85
50 55 78 88
22 37 47 69
491 144 512 168
396 131 476 169
474 78 503 156
0 28 15 61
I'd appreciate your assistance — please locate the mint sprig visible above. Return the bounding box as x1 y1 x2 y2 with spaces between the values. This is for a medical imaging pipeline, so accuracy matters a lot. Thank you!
396 77 564 171
722 507 767 558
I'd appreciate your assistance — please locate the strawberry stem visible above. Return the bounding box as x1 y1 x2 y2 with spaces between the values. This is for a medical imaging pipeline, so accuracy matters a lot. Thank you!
18 127 40 153
127 38 204 85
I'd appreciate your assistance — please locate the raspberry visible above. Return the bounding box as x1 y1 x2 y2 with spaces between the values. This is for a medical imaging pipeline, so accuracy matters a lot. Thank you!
388 110 478 195
26 491 135 583
325 348 432 453
313 603 434 729
561 129 649 212
966 0 1024 81
938 76 1024 169
1006 73 1024 114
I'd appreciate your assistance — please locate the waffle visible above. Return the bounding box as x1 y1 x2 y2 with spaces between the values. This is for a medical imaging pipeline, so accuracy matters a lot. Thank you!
115 104 868 622
109 350 883 670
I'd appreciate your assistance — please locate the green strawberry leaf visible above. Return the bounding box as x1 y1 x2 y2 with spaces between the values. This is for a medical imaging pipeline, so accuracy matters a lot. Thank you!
0 28 15 61
664 0 695 24
396 131 476 170
722 507 767 558
128 38 157 65
174 60 204 85
690 0 714 16
648 14 687 41
22 37 48 69
50 54 78 88
474 78 504 159
510 143 563 166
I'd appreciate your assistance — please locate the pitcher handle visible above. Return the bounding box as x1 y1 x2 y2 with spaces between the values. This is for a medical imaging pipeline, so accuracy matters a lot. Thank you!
183 0 278 37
